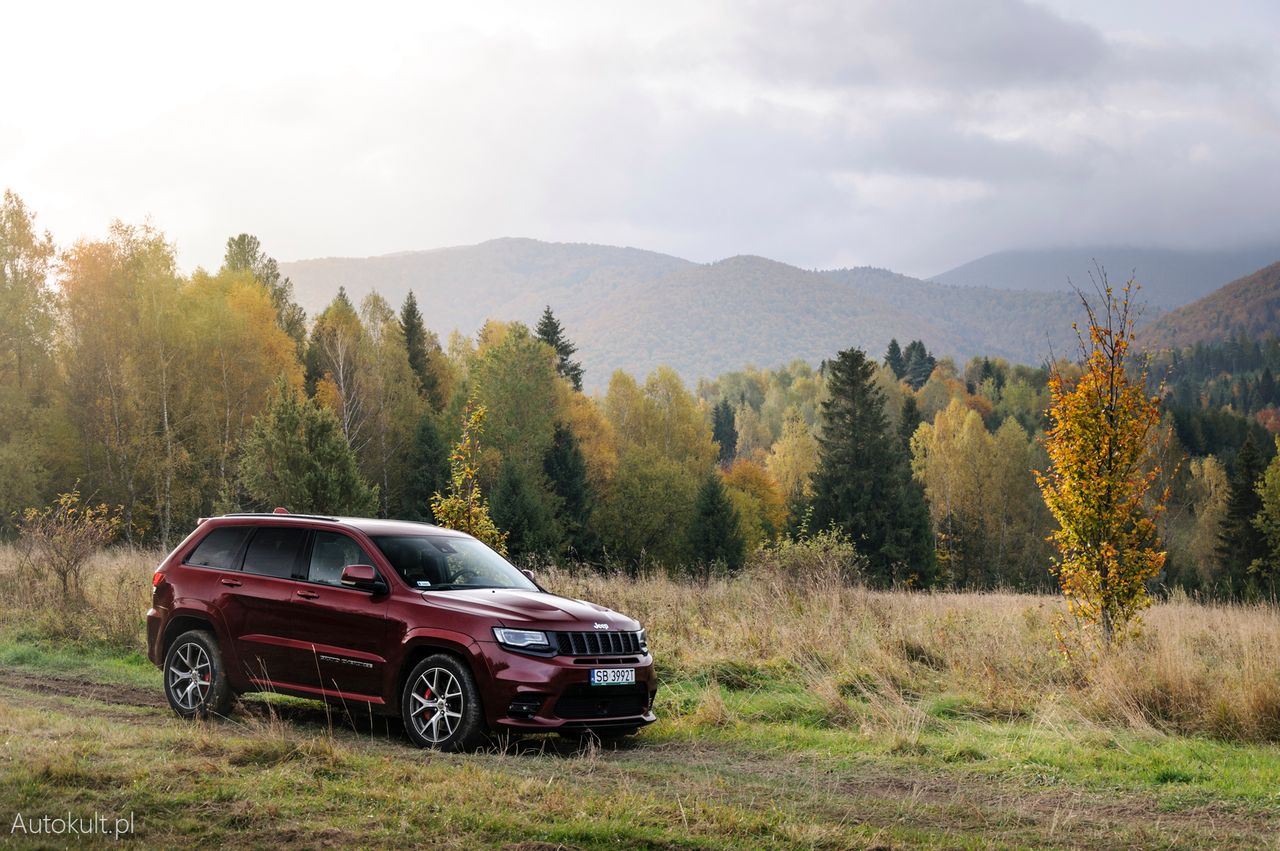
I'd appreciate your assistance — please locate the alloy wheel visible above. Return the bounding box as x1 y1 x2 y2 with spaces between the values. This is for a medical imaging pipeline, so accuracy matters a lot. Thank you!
409 667 464 744
167 641 212 712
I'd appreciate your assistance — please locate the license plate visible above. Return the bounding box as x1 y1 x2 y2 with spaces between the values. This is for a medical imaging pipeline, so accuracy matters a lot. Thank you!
590 668 636 686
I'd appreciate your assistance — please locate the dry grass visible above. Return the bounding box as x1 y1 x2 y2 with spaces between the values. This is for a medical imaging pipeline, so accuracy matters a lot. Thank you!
0 544 154 648
2 543 1278 743
542 563 1280 743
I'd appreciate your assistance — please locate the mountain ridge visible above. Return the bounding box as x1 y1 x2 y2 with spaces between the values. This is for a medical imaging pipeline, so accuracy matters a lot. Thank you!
932 244 1280 308
279 239 1102 389
1147 261 1280 351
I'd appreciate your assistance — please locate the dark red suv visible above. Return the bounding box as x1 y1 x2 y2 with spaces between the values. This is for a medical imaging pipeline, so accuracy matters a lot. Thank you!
146 512 656 750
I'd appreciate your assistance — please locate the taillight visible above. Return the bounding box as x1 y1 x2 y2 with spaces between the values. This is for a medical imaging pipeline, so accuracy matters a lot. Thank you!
152 570 165 587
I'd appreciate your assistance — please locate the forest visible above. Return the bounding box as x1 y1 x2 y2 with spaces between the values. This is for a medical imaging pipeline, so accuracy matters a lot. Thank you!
2 188 1279 598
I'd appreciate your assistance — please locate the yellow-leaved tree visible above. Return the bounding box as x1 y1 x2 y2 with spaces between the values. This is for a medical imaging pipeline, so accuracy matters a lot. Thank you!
431 402 509 556
1036 273 1168 646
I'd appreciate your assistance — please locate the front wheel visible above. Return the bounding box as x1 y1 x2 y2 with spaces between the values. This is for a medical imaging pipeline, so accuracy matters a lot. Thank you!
401 654 486 751
164 629 233 719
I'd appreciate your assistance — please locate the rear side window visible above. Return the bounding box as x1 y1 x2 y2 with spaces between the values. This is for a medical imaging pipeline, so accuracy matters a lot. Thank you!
242 527 308 579
186 526 251 570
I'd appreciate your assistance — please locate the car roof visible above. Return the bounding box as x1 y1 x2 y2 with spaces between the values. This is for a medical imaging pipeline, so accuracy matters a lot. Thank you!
207 513 470 539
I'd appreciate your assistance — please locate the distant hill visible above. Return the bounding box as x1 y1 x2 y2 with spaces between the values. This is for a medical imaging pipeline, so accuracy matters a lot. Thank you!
282 238 1089 388
932 245 1280 308
1146 261 1280 350
285 238 693 337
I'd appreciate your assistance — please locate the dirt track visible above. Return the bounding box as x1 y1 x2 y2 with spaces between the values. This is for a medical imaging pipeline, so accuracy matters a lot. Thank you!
2 666 1279 849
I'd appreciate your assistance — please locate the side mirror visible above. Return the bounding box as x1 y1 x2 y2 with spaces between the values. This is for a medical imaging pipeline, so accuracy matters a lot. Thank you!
521 568 536 582
341 564 387 594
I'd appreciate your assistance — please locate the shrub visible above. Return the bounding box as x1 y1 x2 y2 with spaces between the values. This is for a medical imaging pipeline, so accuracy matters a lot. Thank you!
17 487 120 600
745 528 865 586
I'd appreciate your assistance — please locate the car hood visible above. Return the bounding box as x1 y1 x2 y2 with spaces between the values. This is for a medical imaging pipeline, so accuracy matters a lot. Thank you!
416 588 640 631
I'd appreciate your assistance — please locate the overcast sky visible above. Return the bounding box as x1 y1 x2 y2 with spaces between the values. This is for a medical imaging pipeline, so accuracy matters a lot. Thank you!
4 1 1278 277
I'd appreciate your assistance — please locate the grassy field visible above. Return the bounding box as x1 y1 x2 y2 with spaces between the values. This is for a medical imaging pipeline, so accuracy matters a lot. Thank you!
2 546 1280 848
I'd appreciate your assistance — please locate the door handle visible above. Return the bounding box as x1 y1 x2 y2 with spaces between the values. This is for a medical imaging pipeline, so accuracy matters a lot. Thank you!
296 590 320 600
220 577 242 587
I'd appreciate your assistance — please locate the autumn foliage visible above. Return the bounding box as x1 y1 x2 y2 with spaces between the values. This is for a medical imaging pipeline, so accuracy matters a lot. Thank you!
1036 275 1168 645
18 486 120 600
431 403 509 556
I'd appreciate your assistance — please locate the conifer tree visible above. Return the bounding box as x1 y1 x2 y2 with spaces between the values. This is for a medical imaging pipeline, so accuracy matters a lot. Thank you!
711 399 737 466
543 423 599 559
898 394 922 448
810 346 934 584
1260 368 1278 408
1218 432 1267 594
400 291 441 407
1249 437 1280 590
535 306 584 391
401 413 449 522
687 473 746 576
884 339 906 379
491 460 559 561
240 379 378 515
902 340 936 390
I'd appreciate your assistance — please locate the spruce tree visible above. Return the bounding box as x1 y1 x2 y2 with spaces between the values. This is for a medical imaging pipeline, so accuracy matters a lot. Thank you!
543 423 599 560
240 379 378 516
902 340 936 390
898 394 922 447
1260 368 1277 408
491 461 560 562
884 339 906 379
535 306 584 391
810 346 935 584
711 399 737 466
687 473 746 576
1249 440 1280 591
1217 432 1267 594
399 291 440 406
401 413 449 522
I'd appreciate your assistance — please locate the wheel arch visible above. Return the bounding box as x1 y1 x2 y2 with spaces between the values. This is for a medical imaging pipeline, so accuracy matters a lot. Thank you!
394 633 485 713
161 612 218 659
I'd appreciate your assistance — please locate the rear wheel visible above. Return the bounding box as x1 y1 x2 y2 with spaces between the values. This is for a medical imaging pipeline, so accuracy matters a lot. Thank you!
401 654 485 752
164 629 233 719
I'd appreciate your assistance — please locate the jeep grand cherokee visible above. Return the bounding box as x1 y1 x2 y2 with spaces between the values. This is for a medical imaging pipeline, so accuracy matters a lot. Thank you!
145 511 656 750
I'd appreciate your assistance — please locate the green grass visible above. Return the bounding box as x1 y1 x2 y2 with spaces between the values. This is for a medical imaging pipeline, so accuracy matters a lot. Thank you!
655 677 1280 802
2 632 1280 848
0 630 158 688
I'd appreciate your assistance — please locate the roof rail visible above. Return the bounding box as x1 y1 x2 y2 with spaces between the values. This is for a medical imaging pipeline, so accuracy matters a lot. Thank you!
219 512 342 522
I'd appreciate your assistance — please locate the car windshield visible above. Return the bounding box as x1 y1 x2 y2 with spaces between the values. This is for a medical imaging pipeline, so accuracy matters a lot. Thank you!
370 535 537 592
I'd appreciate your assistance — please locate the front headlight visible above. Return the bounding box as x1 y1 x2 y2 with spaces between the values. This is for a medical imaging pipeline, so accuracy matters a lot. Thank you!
493 627 551 650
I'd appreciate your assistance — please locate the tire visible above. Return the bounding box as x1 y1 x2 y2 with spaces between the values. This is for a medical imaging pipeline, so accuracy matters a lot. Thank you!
164 629 233 719
401 654 486 752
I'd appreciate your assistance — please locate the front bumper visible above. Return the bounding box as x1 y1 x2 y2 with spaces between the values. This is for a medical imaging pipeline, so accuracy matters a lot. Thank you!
477 641 658 730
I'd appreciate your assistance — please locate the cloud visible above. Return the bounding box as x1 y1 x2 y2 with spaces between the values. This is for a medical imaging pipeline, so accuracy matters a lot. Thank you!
2 0 1278 277
736 0 1110 90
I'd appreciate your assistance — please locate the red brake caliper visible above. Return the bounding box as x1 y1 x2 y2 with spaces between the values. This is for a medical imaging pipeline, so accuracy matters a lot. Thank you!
423 686 433 718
